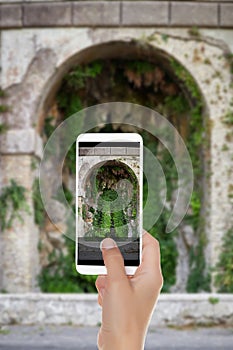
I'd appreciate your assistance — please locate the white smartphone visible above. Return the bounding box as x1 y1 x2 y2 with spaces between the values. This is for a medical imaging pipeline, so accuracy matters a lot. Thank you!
76 133 143 275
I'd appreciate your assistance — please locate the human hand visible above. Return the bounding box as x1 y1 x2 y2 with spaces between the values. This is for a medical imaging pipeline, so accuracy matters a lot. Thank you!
95 231 163 350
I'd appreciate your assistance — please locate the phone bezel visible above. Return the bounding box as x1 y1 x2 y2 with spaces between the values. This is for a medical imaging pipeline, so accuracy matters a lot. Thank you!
76 133 143 275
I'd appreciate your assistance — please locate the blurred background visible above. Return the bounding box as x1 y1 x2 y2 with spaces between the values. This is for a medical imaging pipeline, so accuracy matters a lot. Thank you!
0 0 233 349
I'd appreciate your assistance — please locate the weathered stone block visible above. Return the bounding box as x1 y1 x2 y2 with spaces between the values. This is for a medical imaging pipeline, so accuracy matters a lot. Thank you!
73 1 120 26
0 129 43 158
79 148 94 156
122 1 169 26
23 2 72 27
126 147 140 156
94 147 111 155
110 147 126 155
0 4 22 28
171 2 218 26
35 133 44 160
220 4 233 27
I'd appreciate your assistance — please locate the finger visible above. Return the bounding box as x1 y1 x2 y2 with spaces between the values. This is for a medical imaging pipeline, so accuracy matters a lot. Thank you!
142 231 161 266
135 231 162 277
101 238 128 284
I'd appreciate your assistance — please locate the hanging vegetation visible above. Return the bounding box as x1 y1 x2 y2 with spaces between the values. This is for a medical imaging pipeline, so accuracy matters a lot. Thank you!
0 179 30 231
37 55 206 293
215 227 233 292
85 161 138 239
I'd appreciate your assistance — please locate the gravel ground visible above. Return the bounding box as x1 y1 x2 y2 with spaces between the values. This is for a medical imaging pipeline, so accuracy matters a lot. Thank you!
0 325 232 350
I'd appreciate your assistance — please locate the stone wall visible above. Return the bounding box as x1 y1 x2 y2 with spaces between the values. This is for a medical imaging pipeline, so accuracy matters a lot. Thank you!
0 1 233 28
0 1 233 292
0 293 232 326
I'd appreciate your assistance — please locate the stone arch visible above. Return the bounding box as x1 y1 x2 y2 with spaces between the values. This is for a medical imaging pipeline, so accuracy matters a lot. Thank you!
37 39 207 128
1 31 232 292
79 157 140 196
78 158 139 239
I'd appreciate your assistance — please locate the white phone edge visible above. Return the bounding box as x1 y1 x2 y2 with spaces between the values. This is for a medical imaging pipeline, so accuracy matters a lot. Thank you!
75 133 143 275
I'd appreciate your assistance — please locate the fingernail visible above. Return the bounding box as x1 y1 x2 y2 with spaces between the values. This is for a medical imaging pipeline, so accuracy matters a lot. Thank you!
100 238 117 251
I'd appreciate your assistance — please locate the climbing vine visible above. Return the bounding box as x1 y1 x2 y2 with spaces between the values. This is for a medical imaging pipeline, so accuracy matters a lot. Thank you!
169 58 210 292
38 235 97 293
0 123 8 134
0 105 9 113
0 88 6 98
88 162 138 239
32 179 45 229
0 179 29 231
0 87 9 114
222 111 233 125
215 227 233 292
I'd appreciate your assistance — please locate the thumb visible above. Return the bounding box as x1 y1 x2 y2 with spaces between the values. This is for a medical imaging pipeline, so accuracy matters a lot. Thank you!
101 238 128 282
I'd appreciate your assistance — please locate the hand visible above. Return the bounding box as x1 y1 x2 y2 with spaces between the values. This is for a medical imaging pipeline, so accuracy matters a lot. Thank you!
95 231 163 350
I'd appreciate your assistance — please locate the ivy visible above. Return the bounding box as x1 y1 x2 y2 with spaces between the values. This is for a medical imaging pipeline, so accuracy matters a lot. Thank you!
64 61 103 90
38 235 97 293
44 116 56 139
92 188 128 238
57 62 103 119
101 189 118 202
32 179 45 228
0 179 29 231
141 129 178 292
222 111 233 125
57 93 83 119
161 33 169 42
215 227 233 292
188 27 201 38
0 88 6 98
170 58 202 101
186 231 211 293
0 87 9 114
169 57 210 292
186 191 201 231
224 52 233 75
149 219 178 293
0 105 9 113
0 123 8 134
55 183 74 206
65 143 76 175
164 95 189 114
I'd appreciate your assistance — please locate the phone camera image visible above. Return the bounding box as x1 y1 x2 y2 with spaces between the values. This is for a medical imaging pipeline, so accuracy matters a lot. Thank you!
77 135 142 270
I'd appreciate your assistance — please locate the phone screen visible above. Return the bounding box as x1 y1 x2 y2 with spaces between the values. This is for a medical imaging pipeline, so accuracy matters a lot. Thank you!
77 139 141 267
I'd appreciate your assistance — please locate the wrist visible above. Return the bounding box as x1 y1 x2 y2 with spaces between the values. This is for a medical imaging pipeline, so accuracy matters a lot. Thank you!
117 337 145 350
101 330 146 350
